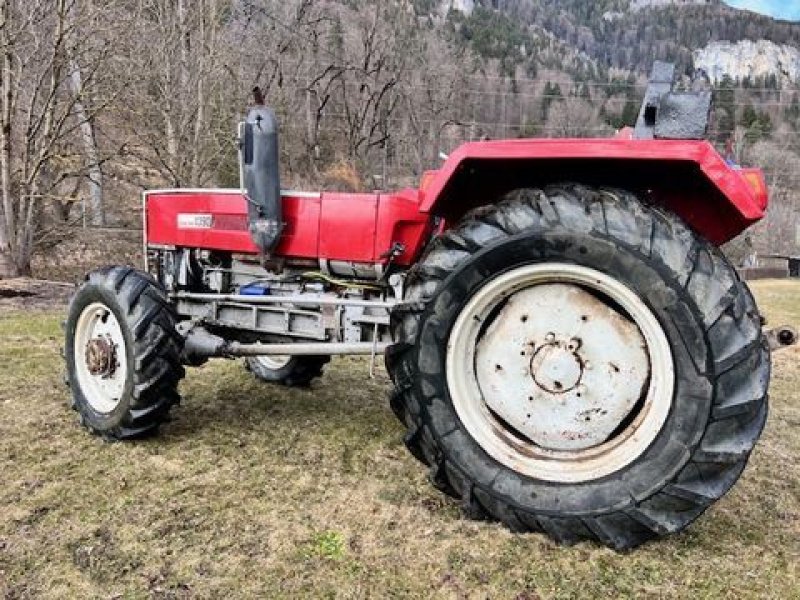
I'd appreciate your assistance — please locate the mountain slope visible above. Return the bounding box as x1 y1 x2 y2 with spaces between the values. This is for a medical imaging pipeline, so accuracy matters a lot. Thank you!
449 0 800 78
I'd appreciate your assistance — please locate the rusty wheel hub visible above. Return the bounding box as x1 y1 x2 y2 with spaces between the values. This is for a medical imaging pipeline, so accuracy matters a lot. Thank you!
74 302 128 414
85 337 117 378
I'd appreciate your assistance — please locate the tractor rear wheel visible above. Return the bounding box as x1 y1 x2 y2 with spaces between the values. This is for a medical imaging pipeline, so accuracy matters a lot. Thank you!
64 267 184 440
245 355 329 387
387 184 769 549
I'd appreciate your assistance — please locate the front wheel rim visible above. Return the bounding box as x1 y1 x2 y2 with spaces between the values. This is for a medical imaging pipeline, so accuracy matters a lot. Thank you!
254 355 292 370
445 262 674 484
73 302 129 414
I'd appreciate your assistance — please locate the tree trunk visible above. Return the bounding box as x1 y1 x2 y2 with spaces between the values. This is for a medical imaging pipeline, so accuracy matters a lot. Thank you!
0 246 16 279
69 61 104 226
0 236 28 278
0 17 17 280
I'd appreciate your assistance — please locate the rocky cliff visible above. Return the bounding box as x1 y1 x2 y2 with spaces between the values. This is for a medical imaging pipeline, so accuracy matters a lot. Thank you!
694 40 800 84
437 0 475 17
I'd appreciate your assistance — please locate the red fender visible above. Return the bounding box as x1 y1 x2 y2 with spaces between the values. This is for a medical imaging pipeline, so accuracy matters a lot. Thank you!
420 138 767 245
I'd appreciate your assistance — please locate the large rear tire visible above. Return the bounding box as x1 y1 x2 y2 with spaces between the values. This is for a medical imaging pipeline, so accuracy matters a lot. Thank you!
386 184 769 549
64 267 185 440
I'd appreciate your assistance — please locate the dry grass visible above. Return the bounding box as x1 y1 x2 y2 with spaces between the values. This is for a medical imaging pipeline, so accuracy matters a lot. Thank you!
321 160 364 193
1 280 799 598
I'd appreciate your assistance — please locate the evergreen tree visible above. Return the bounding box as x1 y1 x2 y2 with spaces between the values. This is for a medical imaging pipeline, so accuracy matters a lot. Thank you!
713 75 736 145
541 81 562 120
785 93 800 131
740 104 758 129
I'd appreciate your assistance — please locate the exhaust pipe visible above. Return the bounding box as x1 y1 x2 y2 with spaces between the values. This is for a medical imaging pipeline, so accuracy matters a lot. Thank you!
239 87 282 254
765 325 798 352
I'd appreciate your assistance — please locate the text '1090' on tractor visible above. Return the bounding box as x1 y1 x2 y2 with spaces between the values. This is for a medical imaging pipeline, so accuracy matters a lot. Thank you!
64 62 797 549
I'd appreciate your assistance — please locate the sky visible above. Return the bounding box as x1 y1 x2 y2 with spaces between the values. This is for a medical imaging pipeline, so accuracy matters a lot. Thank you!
723 0 800 21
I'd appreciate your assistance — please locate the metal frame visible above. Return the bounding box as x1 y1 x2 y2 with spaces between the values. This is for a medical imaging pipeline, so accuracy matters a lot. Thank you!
225 341 390 356
173 290 394 352
172 291 397 309
176 298 329 340
180 323 389 359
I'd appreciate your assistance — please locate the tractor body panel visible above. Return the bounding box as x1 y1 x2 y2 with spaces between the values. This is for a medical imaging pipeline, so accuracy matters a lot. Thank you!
420 138 767 245
145 188 432 266
146 139 767 267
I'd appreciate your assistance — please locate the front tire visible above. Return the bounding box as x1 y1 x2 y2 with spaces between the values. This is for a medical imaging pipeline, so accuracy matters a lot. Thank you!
387 184 769 549
245 355 329 387
64 267 185 440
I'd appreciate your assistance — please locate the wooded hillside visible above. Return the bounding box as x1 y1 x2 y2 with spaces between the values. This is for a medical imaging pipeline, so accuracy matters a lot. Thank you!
1 0 798 276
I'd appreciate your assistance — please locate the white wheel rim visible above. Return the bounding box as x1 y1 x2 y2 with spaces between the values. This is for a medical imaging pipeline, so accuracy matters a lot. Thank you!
445 263 674 483
254 355 292 370
73 302 128 414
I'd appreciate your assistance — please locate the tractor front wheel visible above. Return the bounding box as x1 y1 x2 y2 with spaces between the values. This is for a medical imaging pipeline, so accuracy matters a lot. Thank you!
245 355 329 387
387 184 769 549
64 267 184 440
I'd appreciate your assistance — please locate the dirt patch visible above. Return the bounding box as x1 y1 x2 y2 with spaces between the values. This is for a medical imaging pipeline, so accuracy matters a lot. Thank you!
0 278 75 311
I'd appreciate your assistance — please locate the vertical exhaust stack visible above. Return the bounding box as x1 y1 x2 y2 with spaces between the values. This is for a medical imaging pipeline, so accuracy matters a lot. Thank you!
239 87 283 254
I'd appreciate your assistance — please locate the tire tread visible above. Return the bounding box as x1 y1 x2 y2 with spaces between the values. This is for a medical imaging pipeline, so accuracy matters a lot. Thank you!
386 184 769 549
65 267 184 440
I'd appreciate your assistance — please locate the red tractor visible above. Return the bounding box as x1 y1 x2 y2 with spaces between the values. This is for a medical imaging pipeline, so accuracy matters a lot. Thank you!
64 63 795 549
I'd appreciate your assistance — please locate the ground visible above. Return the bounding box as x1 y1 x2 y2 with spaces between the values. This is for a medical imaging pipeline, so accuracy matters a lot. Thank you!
0 280 798 599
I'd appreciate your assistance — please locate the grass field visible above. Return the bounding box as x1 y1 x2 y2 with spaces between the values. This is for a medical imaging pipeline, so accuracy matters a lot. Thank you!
1 280 799 599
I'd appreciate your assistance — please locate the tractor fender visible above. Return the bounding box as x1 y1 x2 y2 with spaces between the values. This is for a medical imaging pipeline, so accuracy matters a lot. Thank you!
419 138 767 245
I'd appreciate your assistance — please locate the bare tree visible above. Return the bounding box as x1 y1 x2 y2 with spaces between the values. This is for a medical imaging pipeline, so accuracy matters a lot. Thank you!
338 5 408 163
402 33 473 177
67 0 106 225
232 0 431 187
0 0 119 277
742 139 800 256
545 96 611 138
118 0 236 188
68 60 103 225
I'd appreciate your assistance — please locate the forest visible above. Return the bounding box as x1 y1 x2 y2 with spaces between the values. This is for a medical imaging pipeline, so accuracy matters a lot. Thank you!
1 0 798 276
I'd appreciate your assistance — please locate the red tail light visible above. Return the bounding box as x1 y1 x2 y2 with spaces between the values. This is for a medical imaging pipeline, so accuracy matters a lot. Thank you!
420 170 438 192
740 168 768 211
